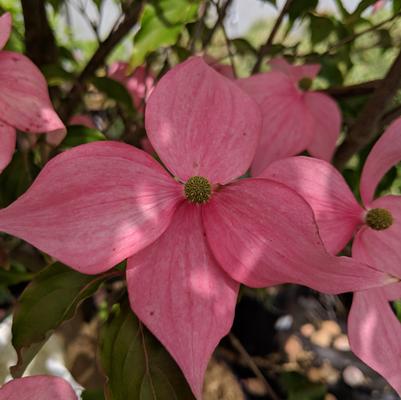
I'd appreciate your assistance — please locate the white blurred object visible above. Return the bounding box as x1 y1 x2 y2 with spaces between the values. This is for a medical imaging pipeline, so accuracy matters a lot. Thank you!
0 316 83 398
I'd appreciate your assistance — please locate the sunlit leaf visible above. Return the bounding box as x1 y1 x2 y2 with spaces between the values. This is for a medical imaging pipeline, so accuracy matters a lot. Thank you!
100 300 195 400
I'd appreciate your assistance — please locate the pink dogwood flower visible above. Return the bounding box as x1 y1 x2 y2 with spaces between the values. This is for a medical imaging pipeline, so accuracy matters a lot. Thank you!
108 61 154 112
0 57 392 398
0 376 77 399
237 57 341 176
261 117 401 394
0 13 66 173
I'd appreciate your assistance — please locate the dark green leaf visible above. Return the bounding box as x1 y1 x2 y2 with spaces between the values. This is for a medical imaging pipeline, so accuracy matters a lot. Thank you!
91 76 134 112
131 0 201 67
11 263 107 377
394 0 401 13
82 389 105 400
0 152 38 208
352 0 377 17
280 372 327 400
288 0 318 23
42 64 75 86
0 268 33 286
309 14 335 45
100 300 195 400
231 38 257 55
60 125 105 149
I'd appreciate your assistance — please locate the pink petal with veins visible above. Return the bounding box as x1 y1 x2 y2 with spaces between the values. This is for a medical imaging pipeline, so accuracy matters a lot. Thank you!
0 141 183 274
238 72 314 175
0 376 77 400
0 12 11 50
0 51 65 135
349 289 401 395
0 122 16 173
127 203 238 399
261 156 363 254
305 92 341 161
203 178 389 292
146 57 262 184
360 117 401 205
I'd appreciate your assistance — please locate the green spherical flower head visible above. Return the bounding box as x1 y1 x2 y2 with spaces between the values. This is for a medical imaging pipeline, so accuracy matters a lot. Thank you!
365 208 394 230
184 176 212 204
298 77 313 91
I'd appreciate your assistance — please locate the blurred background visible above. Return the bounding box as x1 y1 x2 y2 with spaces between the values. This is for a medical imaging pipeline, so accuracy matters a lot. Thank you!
1 0 401 399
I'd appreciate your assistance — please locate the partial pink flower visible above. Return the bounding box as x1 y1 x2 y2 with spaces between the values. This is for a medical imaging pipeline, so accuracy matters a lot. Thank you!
238 57 341 176
203 55 235 79
0 376 77 399
69 114 95 129
46 114 96 147
0 12 66 173
373 0 386 13
108 61 154 112
261 117 401 394
0 57 391 398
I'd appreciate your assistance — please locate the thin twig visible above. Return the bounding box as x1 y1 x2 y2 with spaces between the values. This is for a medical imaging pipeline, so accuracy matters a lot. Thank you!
321 79 380 98
323 11 401 56
21 0 59 67
229 333 281 400
252 0 293 74
59 0 145 121
334 47 401 168
202 0 233 48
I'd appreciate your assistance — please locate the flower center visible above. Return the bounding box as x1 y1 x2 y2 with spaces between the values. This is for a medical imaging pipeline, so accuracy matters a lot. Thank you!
365 208 393 230
298 77 312 91
184 176 211 204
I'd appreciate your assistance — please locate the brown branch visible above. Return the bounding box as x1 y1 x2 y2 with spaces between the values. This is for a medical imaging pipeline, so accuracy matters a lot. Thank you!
252 0 293 74
381 103 401 127
229 333 281 400
323 12 401 56
21 0 58 67
333 48 401 169
59 1 145 121
321 79 380 99
202 0 233 48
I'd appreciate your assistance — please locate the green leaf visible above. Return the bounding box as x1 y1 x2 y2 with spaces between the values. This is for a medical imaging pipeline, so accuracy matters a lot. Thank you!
42 64 75 86
82 389 105 400
100 300 195 400
231 38 257 55
0 152 39 208
280 372 327 400
0 268 33 286
394 0 401 13
11 263 108 377
60 125 105 149
131 0 200 67
288 0 318 23
91 76 134 112
352 0 377 17
309 14 335 45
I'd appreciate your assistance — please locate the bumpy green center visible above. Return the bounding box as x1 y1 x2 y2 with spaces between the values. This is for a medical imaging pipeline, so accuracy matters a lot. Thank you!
365 208 393 230
298 77 313 91
184 176 211 203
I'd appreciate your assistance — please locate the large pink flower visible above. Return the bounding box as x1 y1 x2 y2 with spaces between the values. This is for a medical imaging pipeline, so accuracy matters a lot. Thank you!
0 57 391 398
238 57 341 176
108 61 154 112
261 117 401 394
0 13 66 173
0 376 77 399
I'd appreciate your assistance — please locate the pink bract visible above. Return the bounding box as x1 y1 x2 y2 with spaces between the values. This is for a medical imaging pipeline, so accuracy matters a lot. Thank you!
261 117 401 394
0 376 77 400
238 57 341 176
108 61 154 112
0 57 392 399
0 12 65 174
